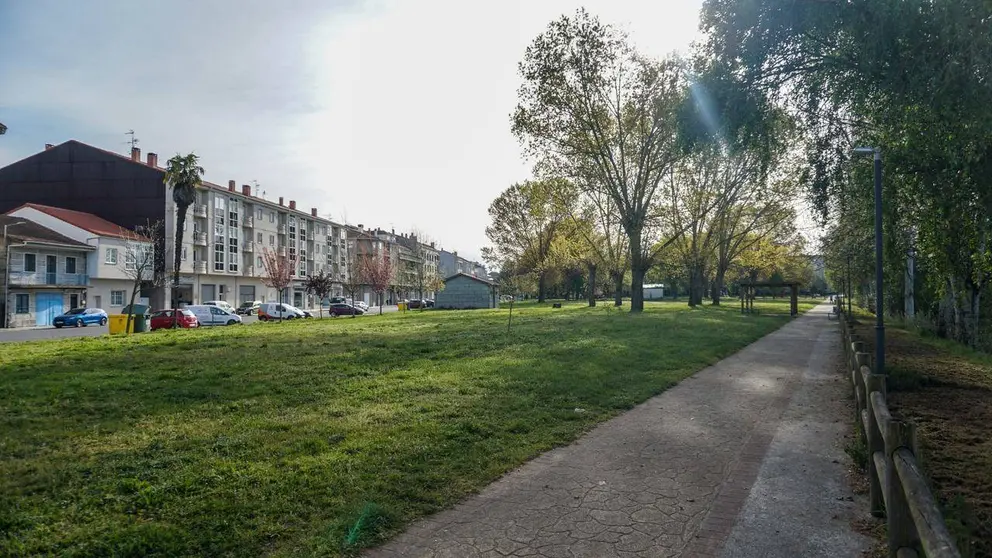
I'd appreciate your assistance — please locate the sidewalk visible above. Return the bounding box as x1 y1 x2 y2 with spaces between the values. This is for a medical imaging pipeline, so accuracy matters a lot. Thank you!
366 303 869 558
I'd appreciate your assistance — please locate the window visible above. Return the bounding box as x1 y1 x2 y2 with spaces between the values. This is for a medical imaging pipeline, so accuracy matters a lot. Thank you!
256 232 263 243
110 290 125 306
214 238 225 271
256 256 263 268
269 234 275 246
182 247 188 261
15 294 29 313
269 211 275 223
23 253 37 272
214 196 225 210
256 208 263 219
66 256 77 274
105 248 118 265
125 250 136 271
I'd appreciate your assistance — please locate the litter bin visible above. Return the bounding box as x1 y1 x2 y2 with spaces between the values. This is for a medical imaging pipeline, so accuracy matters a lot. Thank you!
108 315 134 335
122 305 150 333
397 302 407 311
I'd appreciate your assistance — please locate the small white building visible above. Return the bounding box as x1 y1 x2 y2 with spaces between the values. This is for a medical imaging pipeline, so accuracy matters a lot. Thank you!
434 273 497 309
7 204 154 320
643 283 666 300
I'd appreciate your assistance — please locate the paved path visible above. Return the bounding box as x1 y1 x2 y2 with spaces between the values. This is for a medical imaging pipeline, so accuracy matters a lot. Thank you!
366 303 868 558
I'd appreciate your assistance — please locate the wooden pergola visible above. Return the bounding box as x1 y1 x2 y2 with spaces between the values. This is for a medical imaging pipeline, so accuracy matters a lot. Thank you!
739 281 800 317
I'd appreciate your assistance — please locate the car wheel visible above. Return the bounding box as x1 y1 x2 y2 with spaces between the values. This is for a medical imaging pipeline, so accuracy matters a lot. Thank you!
100 317 108 326
76 319 84 328
227 319 237 326
54 324 63 329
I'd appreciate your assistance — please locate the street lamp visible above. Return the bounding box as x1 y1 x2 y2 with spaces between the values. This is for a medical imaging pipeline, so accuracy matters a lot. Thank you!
853 146 884 376
3 220 28 328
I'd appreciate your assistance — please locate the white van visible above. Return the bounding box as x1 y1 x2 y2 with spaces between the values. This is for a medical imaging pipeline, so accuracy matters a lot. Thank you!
258 302 306 321
187 304 243 326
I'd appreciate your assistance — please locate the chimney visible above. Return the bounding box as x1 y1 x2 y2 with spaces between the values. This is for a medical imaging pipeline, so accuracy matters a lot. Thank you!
391 227 395 235
146 152 158 167
311 207 317 217
131 147 141 161
44 143 54 150
242 184 251 196
279 196 284 206
358 224 364 231
430 242 435 248
228 180 235 192
289 200 296 210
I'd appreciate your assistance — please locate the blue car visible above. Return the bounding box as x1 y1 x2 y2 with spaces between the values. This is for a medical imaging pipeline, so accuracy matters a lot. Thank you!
53 308 109 328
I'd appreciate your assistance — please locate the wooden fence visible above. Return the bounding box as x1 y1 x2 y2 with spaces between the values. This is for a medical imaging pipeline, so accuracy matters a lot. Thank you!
837 300 961 558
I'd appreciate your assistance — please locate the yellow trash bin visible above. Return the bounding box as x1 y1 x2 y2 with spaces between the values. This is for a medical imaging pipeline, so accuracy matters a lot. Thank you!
108 314 135 335
397 302 407 311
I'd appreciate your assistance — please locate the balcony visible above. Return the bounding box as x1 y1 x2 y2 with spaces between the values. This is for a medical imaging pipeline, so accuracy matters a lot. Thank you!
193 261 208 274
193 231 208 246
243 241 254 253
9 271 88 287
278 246 287 257
278 224 287 235
306 252 314 261
193 204 207 218
243 267 255 277
242 215 254 228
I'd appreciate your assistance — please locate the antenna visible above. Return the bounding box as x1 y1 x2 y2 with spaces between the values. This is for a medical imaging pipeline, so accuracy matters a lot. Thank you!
251 180 260 197
124 129 139 151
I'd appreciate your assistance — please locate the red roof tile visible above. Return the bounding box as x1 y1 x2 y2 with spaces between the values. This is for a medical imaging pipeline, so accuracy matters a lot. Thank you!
9 203 151 241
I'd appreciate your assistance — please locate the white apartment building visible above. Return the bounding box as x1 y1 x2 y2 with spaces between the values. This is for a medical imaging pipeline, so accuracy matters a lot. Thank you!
165 182 350 309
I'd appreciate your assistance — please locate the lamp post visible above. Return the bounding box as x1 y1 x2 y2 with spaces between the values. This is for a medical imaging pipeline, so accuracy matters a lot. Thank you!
3 220 28 328
853 146 884 376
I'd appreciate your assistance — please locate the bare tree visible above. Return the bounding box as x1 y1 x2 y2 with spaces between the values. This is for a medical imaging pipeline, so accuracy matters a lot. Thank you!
341 253 365 319
119 221 163 334
260 247 293 310
361 252 393 315
303 270 334 318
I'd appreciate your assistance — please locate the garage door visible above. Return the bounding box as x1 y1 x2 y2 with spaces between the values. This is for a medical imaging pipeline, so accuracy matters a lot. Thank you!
239 286 255 304
201 284 215 302
35 293 63 326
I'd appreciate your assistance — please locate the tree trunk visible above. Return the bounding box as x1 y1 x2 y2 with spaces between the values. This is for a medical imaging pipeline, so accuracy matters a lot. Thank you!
172 205 188 328
537 272 547 303
613 271 623 306
587 263 597 307
711 266 726 306
125 284 140 335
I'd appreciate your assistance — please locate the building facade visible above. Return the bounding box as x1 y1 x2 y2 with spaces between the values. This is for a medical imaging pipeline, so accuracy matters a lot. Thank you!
0 140 351 310
438 249 487 280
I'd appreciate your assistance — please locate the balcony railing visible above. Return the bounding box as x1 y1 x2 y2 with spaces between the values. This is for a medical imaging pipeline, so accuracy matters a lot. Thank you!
243 241 254 253
242 216 254 227
278 246 287 257
278 224 287 234
193 204 207 218
194 261 208 274
193 231 208 246
243 267 255 277
9 271 89 287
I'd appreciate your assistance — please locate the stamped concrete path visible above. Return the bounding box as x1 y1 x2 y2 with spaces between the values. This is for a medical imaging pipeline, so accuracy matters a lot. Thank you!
367 303 869 558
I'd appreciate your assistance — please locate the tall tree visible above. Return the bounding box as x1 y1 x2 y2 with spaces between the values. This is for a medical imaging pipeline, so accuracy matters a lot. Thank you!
361 252 393 315
484 179 575 302
512 9 686 312
119 221 163 334
303 270 334 319
163 153 204 308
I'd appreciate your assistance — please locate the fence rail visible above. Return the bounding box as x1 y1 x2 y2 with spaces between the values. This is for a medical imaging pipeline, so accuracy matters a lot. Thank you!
837 300 960 558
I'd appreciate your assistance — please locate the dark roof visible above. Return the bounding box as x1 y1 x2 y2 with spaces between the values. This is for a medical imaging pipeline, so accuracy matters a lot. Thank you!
0 214 92 248
9 203 149 241
443 272 494 286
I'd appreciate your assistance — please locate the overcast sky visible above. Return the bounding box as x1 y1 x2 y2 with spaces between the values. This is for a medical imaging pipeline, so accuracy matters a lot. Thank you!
0 0 704 261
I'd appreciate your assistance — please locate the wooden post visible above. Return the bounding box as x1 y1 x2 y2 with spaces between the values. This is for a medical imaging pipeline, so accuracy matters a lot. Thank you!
866 373 887 517
791 284 798 316
885 420 921 557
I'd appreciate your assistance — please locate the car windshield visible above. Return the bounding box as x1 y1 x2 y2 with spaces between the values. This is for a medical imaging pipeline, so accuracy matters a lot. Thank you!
182 310 196 317
65 308 86 315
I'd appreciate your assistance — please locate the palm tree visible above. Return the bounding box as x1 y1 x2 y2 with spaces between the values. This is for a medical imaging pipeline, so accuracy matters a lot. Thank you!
163 153 204 317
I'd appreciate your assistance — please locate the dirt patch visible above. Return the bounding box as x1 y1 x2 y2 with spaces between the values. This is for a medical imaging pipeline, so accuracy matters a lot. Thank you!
850 320 992 557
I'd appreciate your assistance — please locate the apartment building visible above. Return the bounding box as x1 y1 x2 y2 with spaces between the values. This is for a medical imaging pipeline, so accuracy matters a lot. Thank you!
0 140 351 309
438 249 486 279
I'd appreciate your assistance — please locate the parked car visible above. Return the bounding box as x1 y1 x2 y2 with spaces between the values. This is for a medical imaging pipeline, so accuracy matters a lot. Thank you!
329 303 364 316
203 300 236 313
53 307 108 328
236 301 261 315
407 299 424 309
149 309 199 330
187 304 243 326
424 299 435 308
353 300 369 312
258 302 307 321
330 296 348 304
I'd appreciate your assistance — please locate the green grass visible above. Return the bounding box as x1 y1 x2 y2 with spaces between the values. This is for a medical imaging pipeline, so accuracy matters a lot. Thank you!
1 299 817 557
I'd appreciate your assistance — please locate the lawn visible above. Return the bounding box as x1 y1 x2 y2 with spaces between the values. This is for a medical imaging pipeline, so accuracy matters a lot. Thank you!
847 315 992 557
1 299 816 557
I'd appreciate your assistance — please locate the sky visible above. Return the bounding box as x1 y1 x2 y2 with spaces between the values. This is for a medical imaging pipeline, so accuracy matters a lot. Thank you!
0 0 705 262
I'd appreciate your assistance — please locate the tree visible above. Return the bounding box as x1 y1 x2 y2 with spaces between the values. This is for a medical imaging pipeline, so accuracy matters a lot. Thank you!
360 252 393 315
163 153 204 314
484 179 576 302
303 270 334 318
119 221 163 334
260 247 293 312
341 253 365 319
513 9 686 312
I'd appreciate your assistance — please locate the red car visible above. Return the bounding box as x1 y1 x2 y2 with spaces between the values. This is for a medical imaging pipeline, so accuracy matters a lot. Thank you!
149 309 200 330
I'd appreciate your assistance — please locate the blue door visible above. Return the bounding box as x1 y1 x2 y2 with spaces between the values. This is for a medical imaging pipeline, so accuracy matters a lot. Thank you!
36 293 63 326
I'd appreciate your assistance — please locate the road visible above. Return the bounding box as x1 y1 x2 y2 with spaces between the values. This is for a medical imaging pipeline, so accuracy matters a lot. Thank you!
0 305 400 344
